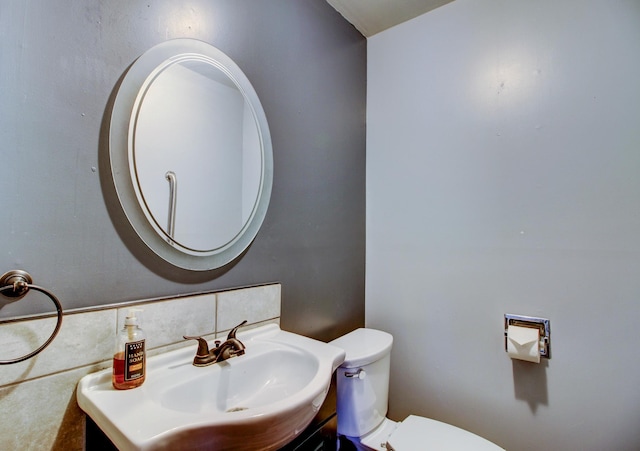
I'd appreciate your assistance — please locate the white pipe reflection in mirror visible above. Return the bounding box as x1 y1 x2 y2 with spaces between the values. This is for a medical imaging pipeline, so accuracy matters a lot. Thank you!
165 171 177 245
109 39 273 270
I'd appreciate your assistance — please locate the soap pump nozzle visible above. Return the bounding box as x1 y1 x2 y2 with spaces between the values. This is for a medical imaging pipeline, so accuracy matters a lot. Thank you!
124 309 142 325
123 309 143 340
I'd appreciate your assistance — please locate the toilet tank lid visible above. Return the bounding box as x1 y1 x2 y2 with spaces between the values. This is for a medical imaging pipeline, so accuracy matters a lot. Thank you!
330 328 393 368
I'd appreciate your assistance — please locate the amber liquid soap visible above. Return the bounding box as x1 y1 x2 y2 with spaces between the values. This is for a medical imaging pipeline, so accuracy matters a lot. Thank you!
112 309 146 390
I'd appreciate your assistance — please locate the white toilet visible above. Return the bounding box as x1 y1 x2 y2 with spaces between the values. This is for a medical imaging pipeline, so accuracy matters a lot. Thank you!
330 328 504 451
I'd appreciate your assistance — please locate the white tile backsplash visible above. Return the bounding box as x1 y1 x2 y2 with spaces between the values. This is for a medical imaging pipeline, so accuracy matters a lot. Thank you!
115 292 216 350
216 284 281 333
0 283 280 450
0 309 115 387
0 366 90 451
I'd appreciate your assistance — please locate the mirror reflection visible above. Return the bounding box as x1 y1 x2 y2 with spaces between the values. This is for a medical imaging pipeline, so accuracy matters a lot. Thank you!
132 59 262 251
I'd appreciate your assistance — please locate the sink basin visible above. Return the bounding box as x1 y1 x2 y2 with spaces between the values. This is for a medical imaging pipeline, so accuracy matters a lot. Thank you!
77 324 345 451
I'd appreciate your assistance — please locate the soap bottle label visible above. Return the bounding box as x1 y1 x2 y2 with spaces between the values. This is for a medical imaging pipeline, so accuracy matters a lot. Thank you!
124 340 145 381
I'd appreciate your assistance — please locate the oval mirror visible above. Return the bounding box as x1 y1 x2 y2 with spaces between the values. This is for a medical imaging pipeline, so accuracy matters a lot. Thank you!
109 39 273 271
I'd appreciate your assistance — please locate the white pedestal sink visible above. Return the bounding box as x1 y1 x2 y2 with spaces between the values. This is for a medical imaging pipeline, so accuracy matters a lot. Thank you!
77 324 345 451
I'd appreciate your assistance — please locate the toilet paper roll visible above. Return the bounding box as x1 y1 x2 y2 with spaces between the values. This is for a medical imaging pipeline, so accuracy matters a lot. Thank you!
507 325 540 363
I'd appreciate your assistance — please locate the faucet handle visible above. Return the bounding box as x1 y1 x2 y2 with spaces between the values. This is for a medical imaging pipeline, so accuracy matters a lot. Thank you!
227 320 248 340
183 336 210 356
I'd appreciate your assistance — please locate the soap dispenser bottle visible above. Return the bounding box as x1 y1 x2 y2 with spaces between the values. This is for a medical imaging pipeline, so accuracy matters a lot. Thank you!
112 309 146 390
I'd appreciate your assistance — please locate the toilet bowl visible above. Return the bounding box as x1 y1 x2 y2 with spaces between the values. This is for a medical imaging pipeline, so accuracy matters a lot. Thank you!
330 328 504 451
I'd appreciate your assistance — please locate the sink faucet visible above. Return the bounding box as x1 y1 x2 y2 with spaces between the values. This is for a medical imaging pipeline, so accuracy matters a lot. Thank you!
184 320 247 367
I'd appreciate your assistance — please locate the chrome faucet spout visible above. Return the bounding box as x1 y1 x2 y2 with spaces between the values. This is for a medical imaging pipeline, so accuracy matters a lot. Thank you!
183 320 248 367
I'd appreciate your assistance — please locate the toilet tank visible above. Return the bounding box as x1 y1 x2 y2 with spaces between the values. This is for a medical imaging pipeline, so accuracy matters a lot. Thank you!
330 328 393 438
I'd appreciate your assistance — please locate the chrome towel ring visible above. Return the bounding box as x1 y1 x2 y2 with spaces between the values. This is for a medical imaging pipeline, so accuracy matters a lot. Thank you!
0 270 63 365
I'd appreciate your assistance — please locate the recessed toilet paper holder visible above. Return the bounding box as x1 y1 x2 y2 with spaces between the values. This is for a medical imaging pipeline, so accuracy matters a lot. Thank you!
504 314 550 359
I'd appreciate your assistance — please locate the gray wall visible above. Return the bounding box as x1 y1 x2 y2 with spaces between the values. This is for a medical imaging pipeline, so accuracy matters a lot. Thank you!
0 0 366 341
366 0 640 450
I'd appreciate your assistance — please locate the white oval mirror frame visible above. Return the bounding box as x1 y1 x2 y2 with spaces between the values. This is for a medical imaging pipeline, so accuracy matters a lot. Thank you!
109 39 273 271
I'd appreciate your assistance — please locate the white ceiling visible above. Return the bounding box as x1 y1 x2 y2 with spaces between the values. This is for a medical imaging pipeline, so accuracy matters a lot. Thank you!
326 0 454 37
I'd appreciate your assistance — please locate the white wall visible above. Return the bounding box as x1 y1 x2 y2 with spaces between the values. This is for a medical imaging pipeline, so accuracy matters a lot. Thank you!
366 1 640 449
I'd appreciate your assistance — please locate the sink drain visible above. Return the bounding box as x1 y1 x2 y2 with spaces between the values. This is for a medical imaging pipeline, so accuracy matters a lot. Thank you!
226 406 248 413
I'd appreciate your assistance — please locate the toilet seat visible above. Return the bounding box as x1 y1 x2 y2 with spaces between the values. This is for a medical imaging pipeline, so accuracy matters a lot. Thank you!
358 418 398 450
386 415 504 451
